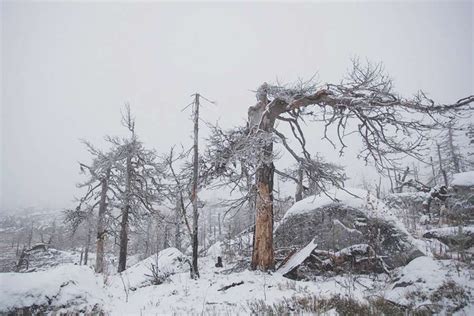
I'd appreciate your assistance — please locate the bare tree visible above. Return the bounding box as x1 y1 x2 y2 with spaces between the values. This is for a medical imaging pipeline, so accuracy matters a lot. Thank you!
204 59 474 271
113 105 164 272
71 141 117 273
190 94 201 278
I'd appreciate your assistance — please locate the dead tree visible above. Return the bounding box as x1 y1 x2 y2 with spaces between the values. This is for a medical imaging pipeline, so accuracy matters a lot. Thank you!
74 143 115 273
432 121 468 185
114 106 164 273
177 93 214 278
204 59 474 271
191 93 201 278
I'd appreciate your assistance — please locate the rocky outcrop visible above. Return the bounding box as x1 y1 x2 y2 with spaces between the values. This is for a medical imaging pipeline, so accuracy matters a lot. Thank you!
275 203 423 271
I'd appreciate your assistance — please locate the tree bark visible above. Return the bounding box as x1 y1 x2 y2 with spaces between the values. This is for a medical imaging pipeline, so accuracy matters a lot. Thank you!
118 153 132 273
249 94 277 271
251 160 275 270
95 168 110 273
118 206 129 272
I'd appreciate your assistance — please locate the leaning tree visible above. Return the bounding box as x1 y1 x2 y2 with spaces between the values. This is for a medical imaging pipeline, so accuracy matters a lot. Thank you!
205 59 474 271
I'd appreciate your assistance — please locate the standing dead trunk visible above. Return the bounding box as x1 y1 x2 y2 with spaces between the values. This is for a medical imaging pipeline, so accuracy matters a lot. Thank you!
251 159 275 270
84 225 91 265
95 168 110 273
118 205 130 272
295 164 304 202
430 157 437 186
163 224 170 249
218 213 222 237
448 124 461 173
191 93 200 278
437 143 449 187
79 249 84 265
118 152 132 273
175 207 182 251
249 93 277 271
396 166 410 193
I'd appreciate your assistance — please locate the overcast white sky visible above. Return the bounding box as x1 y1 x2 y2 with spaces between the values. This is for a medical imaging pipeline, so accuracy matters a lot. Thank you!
1 1 472 211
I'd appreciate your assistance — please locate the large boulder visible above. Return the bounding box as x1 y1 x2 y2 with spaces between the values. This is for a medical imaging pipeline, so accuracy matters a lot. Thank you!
275 188 423 270
423 226 474 249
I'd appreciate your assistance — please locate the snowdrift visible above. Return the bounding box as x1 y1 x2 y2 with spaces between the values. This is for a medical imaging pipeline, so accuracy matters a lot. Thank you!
385 256 473 313
109 247 190 291
0 264 105 314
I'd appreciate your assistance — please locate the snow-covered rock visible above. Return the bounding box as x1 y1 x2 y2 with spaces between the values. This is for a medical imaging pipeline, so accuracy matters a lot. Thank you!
275 188 423 270
0 264 105 314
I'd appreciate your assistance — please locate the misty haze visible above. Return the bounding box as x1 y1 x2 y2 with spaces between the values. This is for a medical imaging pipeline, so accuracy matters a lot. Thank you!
1 1 473 315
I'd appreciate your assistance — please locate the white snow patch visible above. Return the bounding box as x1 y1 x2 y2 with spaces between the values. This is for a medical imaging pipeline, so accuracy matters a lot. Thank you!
108 247 189 291
385 256 473 309
452 171 474 187
282 187 370 220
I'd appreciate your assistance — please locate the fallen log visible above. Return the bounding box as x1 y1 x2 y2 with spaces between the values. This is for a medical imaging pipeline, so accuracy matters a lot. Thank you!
277 238 318 276
217 281 244 291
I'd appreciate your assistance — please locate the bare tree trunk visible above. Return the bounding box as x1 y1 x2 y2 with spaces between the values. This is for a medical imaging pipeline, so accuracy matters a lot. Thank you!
249 96 276 271
191 93 200 278
375 176 382 199
430 156 437 186
175 207 181 251
163 224 170 249
396 166 410 193
295 164 303 202
79 249 84 265
251 158 275 271
84 226 91 265
144 220 151 257
437 143 449 187
118 205 130 272
95 168 110 273
387 169 395 193
118 154 132 273
448 124 461 173
218 213 222 237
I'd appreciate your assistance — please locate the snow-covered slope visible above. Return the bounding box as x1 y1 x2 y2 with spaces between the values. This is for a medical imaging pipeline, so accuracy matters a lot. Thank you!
2 248 473 315
385 256 473 314
108 247 189 291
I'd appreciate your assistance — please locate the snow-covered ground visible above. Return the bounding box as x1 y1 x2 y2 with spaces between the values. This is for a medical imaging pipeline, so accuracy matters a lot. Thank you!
2 190 474 314
1 245 474 315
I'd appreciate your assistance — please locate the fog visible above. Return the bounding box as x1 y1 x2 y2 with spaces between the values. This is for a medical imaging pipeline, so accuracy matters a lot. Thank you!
1 1 472 210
